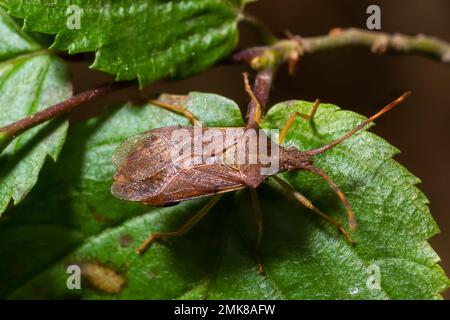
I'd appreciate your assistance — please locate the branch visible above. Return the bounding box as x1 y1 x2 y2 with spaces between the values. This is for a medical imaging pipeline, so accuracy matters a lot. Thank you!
246 68 275 129
302 28 450 62
234 27 450 130
232 28 450 71
0 82 132 150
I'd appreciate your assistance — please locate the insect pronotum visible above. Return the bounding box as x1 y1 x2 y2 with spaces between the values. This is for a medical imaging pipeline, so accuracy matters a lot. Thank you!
111 73 410 259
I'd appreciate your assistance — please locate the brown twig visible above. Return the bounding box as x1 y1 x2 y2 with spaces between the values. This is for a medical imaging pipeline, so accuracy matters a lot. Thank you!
0 82 132 149
245 68 274 129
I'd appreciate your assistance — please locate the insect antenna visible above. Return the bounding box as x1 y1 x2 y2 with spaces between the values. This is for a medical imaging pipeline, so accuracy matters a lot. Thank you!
305 91 411 156
302 91 411 231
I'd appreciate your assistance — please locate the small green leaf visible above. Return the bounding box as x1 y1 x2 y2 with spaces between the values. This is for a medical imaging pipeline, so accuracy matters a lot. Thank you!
0 7 72 215
1 0 246 86
0 95 447 299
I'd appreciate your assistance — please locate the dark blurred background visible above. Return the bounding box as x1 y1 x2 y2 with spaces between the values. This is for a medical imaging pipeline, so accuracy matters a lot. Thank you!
68 0 450 298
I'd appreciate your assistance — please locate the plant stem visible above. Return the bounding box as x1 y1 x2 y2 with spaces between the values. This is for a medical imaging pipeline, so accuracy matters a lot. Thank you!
236 28 450 129
233 28 450 70
302 28 450 62
246 68 275 128
0 82 132 149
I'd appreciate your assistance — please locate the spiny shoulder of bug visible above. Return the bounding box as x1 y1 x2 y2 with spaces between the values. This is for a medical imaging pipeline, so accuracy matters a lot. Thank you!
240 120 313 175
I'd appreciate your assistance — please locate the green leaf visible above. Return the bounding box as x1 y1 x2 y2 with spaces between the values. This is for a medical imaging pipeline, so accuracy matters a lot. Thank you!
1 0 246 87
0 94 448 299
0 6 72 215
0 7 39 59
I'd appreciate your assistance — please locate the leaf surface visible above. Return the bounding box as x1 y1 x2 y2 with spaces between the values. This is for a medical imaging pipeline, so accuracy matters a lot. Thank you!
0 94 447 299
0 7 72 215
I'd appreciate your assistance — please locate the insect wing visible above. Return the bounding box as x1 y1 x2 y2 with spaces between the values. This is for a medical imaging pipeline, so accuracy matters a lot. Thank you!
145 162 246 205
112 128 176 202
112 132 153 168
112 126 247 205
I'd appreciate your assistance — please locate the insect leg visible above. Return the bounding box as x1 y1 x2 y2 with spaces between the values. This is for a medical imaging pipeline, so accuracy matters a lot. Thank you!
250 188 263 251
272 175 356 245
278 99 321 144
305 165 357 231
148 99 199 125
243 72 262 125
250 188 265 274
135 194 222 254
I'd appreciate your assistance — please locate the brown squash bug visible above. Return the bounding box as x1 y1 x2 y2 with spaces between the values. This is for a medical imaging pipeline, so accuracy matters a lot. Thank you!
111 73 410 261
